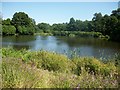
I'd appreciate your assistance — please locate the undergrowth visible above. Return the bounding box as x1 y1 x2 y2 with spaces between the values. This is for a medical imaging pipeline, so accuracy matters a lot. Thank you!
1 48 119 88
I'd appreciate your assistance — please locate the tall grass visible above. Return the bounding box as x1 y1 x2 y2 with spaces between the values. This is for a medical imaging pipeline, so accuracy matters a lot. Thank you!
1 48 119 88
52 31 109 39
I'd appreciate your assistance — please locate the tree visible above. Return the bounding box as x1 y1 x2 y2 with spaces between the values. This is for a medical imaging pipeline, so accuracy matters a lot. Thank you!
75 20 82 31
92 13 103 32
17 25 35 35
2 18 11 25
67 17 77 31
17 26 27 34
1 9 120 42
2 18 16 35
92 13 102 21
52 23 67 31
12 12 31 27
2 25 16 35
82 20 90 31
37 23 50 32
108 16 119 41
12 12 35 34
31 18 36 25
111 8 120 19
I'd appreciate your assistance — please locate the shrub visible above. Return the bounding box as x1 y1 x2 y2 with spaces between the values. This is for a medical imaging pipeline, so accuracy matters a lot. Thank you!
71 57 116 76
40 52 69 72
1 48 118 88
69 33 75 37
2 25 16 35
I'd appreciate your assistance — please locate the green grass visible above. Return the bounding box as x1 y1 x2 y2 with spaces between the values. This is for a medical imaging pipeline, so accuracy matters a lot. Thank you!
1 48 119 88
35 31 109 40
34 32 53 36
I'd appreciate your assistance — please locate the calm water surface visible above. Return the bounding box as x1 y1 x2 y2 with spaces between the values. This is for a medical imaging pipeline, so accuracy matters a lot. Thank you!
1 35 120 59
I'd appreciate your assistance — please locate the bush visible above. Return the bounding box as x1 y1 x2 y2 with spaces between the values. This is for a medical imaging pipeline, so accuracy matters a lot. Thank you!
17 26 27 34
2 48 117 76
69 33 75 37
17 25 35 35
40 51 69 72
2 25 16 35
1 48 119 88
72 57 117 76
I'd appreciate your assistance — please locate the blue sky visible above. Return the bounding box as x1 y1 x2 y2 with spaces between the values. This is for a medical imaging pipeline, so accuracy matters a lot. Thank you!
2 2 118 25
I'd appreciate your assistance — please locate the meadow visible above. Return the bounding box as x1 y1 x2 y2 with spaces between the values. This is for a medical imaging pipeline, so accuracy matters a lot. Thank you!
1 48 119 88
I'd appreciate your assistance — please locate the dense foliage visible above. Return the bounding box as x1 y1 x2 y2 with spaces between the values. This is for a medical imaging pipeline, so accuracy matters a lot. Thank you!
1 48 119 88
2 12 36 35
36 8 120 42
2 8 120 42
2 25 16 35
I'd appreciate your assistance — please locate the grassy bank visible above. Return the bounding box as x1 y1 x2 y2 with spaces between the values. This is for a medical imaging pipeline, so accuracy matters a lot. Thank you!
34 31 109 40
1 48 119 88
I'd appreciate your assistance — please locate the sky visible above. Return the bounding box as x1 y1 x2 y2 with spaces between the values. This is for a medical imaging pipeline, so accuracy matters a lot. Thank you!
1 0 120 2
2 2 118 25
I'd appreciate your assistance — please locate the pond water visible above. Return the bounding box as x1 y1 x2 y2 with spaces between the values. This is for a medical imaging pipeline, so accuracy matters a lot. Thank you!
1 35 120 59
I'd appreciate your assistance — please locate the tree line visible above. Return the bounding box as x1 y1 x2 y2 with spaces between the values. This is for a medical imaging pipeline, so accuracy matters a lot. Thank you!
1 8 120 42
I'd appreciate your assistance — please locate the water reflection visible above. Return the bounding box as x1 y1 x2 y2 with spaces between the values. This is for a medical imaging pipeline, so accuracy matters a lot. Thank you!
1 35 120 59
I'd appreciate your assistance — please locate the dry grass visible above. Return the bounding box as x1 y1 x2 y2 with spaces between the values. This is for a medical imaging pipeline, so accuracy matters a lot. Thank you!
1 48 119 88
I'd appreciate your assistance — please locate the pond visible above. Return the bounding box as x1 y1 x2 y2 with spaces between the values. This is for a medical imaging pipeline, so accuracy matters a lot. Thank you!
1 35 120 60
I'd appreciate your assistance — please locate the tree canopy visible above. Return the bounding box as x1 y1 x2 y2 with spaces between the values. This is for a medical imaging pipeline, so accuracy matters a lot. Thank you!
2 8 120 42
2 12 36 35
